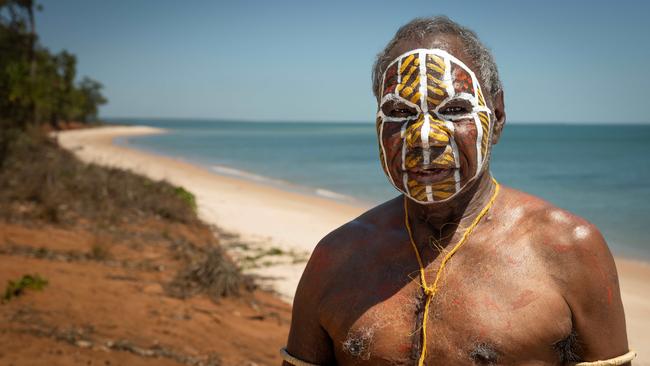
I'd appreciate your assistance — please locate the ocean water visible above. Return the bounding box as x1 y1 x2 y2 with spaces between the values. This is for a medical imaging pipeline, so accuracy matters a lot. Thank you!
109 119 650 259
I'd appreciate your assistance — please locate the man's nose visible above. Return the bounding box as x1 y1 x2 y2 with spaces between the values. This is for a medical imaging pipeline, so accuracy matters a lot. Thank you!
405 114 452 149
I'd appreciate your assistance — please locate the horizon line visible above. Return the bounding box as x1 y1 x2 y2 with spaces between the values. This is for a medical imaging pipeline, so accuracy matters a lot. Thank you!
102 116 650 125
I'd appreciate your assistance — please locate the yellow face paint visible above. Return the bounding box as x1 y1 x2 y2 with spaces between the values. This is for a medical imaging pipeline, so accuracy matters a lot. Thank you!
377 48 492 204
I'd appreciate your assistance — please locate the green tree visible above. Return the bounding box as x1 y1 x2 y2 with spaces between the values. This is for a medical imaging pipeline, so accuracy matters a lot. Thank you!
73 77 107 123
0 1 107 135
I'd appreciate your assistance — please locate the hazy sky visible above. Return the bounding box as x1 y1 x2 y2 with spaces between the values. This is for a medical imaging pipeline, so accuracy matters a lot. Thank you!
37 0 650 123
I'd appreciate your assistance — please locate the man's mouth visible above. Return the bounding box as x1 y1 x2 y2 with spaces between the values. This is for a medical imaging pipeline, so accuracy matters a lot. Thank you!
406 165 456 183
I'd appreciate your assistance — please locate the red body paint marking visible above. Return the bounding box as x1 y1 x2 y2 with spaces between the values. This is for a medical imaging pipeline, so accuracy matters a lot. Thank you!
398 342 412 353
607 286 613 306
551 243 572 253
383 84 396 95
511 289 536 310
452 65 475 95
578 246 612 306
483 295 501 312
504 319 513 331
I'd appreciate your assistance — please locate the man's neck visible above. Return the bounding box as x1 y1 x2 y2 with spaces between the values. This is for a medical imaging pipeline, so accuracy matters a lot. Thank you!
405 170 496 248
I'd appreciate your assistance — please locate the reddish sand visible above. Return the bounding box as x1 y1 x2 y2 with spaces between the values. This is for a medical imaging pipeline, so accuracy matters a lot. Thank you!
0 222 290 366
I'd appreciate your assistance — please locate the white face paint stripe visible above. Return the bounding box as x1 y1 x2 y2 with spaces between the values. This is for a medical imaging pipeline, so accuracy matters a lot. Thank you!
378 120 409 198
380 94 422 112
426 185 433 202
471 71 481 102
378 113 418 123
422 115 430 164
397 57 402 84
441 53 461 193
402 173 410 197
400 121 407 139
417 52 431 168
418 52 428 113
401 131 407 171
474 114 483 170
454 169 461 192
377 48 493 205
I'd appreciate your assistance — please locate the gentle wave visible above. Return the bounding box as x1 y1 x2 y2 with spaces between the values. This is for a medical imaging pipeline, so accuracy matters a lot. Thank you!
120 120 650 259
211 165 356 203
210 165 287 185
315 188 354 201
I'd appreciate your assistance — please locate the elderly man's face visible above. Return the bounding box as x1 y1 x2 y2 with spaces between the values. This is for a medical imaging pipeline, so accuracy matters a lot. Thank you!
376 37 494 204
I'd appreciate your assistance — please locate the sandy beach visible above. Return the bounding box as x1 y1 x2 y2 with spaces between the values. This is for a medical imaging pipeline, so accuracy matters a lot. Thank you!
56 125 650 364
55 126 364 302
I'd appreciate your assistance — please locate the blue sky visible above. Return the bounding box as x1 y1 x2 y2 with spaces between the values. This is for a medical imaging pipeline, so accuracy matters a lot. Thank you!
36 0 650 123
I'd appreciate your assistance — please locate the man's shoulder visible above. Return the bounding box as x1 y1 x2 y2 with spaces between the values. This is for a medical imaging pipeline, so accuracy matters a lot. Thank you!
502 186 613 280
302 197 404 274
319 196 404 247
502 185 603 244
294 196 405 301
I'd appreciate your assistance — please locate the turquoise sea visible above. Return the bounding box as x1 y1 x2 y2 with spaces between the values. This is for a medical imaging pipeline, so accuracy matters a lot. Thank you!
108 119 650 260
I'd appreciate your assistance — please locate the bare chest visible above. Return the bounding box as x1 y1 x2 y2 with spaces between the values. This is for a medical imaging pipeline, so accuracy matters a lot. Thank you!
320 246 572 365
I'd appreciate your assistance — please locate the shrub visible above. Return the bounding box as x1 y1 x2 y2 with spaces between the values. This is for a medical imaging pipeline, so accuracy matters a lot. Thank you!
3 274 49 302
0 128 198 225
166 247 255 301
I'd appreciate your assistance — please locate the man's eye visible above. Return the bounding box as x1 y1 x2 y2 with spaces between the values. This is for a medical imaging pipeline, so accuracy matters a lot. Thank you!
381 101 417 118
391 108 413 116
440 106 468 114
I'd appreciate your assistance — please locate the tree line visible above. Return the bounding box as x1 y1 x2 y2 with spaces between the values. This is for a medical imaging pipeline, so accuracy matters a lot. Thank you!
1 0 107 132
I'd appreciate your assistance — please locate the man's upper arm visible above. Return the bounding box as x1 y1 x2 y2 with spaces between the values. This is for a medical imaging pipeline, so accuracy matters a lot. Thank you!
283 241 336 366
562 222 631 364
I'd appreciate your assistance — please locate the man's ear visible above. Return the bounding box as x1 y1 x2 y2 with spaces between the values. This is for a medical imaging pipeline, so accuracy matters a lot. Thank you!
491 90 506 145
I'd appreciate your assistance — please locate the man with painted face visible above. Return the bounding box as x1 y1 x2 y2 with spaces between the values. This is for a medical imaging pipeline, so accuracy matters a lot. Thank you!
282 16 634 366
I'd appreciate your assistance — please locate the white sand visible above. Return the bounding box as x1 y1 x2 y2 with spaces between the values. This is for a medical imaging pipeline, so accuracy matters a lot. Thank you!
55 126 364 301
56 125 650 364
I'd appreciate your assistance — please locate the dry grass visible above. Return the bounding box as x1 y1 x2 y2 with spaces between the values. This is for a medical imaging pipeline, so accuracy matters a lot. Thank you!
167 246 256 301
0 127 198 226
0 127 254 300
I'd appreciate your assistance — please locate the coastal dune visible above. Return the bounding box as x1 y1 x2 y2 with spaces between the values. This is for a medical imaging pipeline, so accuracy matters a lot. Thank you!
56 125 650 364
56 126 363 301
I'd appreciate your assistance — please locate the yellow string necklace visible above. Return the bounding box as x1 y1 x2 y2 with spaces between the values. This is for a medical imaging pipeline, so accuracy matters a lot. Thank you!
404 177 500 366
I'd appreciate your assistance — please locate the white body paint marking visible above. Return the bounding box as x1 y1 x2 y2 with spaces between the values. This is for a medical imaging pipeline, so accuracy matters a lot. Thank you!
377 48 492 204
574 225 590 240
403 173 410 197
417 53 433 202
425 185 433 201
474 114 483 168
550 210 571 224
401 134 407 171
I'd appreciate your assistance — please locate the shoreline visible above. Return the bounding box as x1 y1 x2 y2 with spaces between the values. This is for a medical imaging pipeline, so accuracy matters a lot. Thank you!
112 135 370 209
55 125 366 303
55 125 650 363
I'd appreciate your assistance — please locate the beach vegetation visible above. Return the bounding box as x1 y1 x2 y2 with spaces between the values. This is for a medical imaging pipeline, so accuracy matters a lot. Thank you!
220 233 310 270
0 1 255 308
166 247 256 301
3 274 49 303
0 128 200 226
89 237 112 261
174 186 197 212
0 1 107 166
